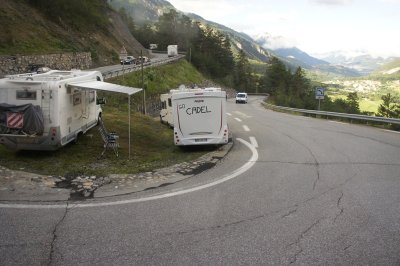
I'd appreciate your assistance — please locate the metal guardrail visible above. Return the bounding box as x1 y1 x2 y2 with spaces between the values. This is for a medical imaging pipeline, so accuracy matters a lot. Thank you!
264 103 400 125
102 55 185 80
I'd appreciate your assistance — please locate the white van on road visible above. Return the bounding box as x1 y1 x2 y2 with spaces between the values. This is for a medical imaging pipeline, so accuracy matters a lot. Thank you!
236 92 248 103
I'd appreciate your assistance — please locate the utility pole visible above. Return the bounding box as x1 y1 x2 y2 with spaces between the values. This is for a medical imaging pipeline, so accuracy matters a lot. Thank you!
122 60 125 83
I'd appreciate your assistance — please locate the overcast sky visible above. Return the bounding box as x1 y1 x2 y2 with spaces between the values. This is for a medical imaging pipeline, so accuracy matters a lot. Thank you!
167 0 400 57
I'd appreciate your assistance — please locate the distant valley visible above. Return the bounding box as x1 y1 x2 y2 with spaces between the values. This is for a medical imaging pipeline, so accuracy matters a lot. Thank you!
107 0 400 78
314 50 398 75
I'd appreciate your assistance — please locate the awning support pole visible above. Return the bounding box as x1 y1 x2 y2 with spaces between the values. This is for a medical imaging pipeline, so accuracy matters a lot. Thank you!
128 95 131 160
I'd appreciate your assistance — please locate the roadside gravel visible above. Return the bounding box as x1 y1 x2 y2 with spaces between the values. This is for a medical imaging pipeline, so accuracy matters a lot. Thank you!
0 143 232 202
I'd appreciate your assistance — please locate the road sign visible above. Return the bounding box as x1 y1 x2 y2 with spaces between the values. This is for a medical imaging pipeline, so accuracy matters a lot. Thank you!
119 46 127 60
315 87 325 100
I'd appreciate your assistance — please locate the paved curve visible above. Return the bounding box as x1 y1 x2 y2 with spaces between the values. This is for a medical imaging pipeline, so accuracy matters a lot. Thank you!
1 96 399 265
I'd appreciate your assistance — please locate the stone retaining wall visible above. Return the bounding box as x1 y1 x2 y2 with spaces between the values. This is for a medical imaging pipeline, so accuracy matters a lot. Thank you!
0 52 92 77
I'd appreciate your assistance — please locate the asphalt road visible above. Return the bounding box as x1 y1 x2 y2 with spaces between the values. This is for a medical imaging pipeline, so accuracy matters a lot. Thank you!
93 52 170 76
1 96 400 265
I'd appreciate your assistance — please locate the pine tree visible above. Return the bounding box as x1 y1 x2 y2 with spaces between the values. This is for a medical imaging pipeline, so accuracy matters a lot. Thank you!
234 49 251 91
156 9 179 49
261 57 289 95
346 92 360 114
377 93 400 118
291 67 308 98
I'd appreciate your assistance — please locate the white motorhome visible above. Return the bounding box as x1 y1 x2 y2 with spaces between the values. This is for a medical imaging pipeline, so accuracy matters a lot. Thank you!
167 45 178 57
160 93 173 127
0 70 106 150
160 86 229 146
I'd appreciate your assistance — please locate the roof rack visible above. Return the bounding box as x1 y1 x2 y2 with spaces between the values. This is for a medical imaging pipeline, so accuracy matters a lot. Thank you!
6 70 94 82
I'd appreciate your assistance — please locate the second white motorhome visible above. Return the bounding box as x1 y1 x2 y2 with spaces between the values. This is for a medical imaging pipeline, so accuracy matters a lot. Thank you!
160 86 229 146
160 93 173 127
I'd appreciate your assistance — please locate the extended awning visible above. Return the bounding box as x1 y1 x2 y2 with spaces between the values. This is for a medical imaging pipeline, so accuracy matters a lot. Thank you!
67 80 143 160
67 81 142 95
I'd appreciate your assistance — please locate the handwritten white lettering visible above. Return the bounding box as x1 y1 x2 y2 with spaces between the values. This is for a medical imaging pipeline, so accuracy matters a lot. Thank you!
185 106 212 115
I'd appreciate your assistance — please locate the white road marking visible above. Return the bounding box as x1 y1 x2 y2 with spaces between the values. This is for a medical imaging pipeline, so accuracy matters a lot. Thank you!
234 111 252 118
0 139 258 209
329 121 348 125
250 136 258 148
243 125 250 132
226 112 232 116
235 118 242 122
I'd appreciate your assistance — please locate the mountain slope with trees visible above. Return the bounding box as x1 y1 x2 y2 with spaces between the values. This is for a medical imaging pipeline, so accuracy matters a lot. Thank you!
109 0 271 63
118 8 237 85
372 58 400 79
0 0 147 65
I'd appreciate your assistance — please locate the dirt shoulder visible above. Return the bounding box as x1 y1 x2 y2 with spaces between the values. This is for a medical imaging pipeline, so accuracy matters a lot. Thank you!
0 142 232 202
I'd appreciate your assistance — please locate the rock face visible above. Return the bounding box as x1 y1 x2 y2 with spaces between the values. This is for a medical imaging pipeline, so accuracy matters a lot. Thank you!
0 53 92 77
0 0 148 76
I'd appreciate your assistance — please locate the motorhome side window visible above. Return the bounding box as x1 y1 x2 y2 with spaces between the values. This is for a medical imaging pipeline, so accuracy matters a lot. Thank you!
89 91 95 103
73 92 82 106
16 90 37 100
168 98 172 107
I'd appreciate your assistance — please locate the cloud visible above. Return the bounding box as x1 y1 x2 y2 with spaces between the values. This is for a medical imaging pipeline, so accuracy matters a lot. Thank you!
254 33 297 50
379 0 400 3
309 0 353 5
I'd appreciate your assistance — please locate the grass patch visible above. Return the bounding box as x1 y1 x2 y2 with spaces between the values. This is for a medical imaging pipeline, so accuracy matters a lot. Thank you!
0 111 208 177
327 93 381 114
359 98 381 114
111 60 205 96
0 60 213 177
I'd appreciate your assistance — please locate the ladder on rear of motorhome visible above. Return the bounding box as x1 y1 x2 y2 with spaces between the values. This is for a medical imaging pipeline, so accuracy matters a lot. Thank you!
41 83 52 124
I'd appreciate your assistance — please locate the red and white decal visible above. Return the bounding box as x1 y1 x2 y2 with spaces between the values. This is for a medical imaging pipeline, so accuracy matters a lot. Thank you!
7 112 24 129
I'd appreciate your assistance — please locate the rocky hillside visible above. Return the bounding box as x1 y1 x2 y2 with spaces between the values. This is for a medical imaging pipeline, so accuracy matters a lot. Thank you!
108 0 271 62
108 0 368 77
373 58 400 78
0 0 148 66
108 0 175 25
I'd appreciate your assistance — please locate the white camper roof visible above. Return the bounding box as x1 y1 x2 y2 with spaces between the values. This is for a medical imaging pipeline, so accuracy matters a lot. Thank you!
169 86 222 94
68 81 142 95
6 70 100 82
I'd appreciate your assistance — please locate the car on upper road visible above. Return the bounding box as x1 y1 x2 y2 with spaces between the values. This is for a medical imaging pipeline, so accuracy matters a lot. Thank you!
120 56 135 65
236 92 248 103
135 56 150 64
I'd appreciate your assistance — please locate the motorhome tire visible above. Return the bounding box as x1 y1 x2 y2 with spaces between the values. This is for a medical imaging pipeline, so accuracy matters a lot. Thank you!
74 132 83 144
97 113 102 126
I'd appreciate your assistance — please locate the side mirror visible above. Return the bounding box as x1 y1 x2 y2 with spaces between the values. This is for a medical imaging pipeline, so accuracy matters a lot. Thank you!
96 97 106 105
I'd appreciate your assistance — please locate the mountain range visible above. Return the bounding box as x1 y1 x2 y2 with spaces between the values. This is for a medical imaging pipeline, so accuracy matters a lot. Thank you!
4 0 395 77
110 0 396 77
313 50 397 75
252 33 399 77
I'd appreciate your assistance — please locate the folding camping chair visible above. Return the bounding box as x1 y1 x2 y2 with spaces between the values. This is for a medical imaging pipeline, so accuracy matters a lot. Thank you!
98 118 119 158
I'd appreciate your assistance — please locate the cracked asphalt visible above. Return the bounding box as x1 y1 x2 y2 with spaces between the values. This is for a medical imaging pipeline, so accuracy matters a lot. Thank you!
1 96 400 265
